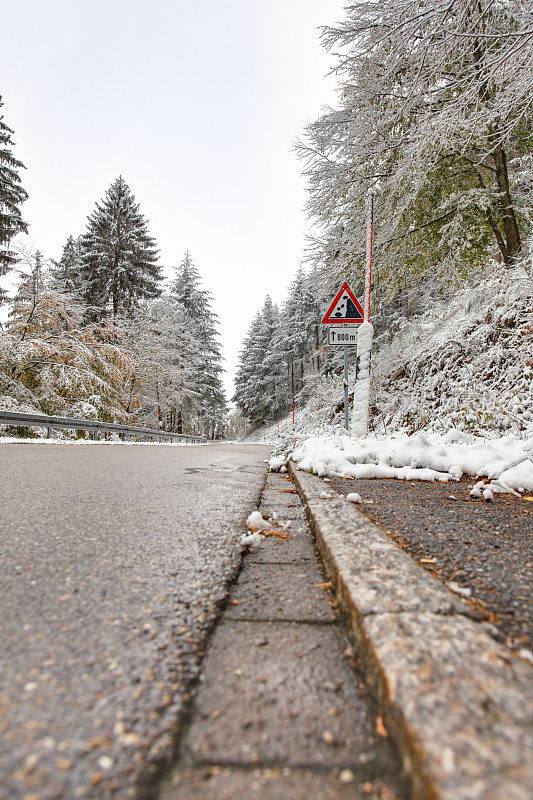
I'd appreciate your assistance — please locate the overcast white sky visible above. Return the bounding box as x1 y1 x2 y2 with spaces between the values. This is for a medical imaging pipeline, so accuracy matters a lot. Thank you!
1 0 344 399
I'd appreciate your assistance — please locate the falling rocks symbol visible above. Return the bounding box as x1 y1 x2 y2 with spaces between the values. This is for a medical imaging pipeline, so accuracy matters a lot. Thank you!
342 296 359 319
322 282 364 324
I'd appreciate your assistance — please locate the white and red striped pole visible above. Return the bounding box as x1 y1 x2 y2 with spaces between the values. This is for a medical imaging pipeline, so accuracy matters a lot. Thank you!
352 190 375 438
364 190 374 321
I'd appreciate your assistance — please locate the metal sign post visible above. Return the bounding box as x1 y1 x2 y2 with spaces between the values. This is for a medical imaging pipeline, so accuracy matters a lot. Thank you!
343 344 349 430
322 282 365 431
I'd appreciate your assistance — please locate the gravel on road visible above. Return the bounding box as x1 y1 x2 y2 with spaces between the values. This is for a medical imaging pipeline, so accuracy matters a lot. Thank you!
327 475 532 651
0 442 270 800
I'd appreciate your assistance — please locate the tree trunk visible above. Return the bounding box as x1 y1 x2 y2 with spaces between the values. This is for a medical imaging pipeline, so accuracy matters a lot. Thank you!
492 142 521 264
470 23 521 265
125 374 136 414
156 381 163 429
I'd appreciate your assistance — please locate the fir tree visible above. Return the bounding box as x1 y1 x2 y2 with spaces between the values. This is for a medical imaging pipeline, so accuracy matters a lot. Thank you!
258 297 285 420
234 310 263 422
0 96 28 302
80 176 162 317
51 235 83 294
169 251 226 437
234 276 328 426
274 267 322 401
234 296 282 424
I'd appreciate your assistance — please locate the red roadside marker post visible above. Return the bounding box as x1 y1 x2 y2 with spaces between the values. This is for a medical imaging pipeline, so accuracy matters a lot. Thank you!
322 282 364 431
364 190 374 321
352 190 375 438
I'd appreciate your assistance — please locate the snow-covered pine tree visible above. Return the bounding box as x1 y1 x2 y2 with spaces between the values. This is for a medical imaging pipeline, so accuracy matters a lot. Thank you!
120 297 202 429
275 267 323 400
256 296 284 421
298 0 533 315
168 251 226 437
80 176 162 317
0 96 28 303
234 310 263 422
50 235 84 294
234 296 282 424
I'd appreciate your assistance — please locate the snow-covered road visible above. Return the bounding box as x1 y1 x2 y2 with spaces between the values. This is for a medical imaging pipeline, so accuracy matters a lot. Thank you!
0 442 270 800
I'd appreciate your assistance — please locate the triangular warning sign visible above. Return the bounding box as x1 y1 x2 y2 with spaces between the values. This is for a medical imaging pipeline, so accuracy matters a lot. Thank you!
322 282 364 324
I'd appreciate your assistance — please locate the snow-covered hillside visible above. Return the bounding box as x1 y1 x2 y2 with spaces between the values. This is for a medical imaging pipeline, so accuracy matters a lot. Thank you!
252 261 532 444
373 264 532 438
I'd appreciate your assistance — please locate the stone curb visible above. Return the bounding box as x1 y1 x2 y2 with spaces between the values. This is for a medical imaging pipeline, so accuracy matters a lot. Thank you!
289 463 533 800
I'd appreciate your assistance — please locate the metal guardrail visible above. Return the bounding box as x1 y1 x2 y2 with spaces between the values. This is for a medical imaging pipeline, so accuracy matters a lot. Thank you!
0 410 207 444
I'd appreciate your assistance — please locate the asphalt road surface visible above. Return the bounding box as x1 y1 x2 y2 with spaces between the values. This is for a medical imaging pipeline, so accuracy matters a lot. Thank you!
0 441 270 800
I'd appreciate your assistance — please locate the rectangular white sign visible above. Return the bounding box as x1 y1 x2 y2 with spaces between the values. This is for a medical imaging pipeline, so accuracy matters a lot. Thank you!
327 326 358 346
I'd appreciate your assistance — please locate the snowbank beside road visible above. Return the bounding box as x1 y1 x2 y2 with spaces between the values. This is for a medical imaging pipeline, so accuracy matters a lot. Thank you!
272 428 533 493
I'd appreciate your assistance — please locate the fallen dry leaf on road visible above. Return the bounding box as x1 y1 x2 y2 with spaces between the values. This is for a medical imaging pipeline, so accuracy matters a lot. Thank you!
375 715 388 737
314 581 332 589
